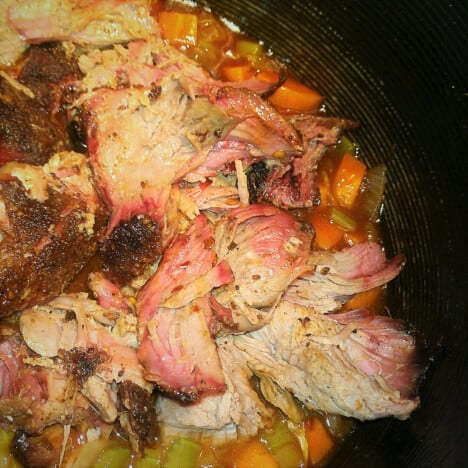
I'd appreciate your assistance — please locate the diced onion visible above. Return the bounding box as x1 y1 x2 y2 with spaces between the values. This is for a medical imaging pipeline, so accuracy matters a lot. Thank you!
360 164 387 222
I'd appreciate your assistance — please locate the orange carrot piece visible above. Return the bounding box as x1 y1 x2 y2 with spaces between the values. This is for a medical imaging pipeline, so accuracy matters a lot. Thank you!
220 60 255 82
158 11 198 45
344 287 382 311
305 417 334 466
226 439 279 468
257 71 322 111
333 153 367 208
309 209 343 250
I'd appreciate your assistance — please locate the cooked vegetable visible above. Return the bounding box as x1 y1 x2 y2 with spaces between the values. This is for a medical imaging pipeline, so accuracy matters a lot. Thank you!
333 153 367 208
309 208 343 250
69 439 118 468
305 417 334 466
164 438 202 468
335 135 356 156
95 446 132 468
344 287 382 312
262 421 305 468
360 163 387 221
220 59 255 81
235 39 264 57
0 431 21 468
226 439 279 468
329 206 358 231
158 11 198 45
257 70 323 111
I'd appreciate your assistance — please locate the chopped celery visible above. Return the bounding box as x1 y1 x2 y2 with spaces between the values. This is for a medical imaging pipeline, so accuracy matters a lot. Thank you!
94 446 132 468
360 164 387 222
262 421 305 468
0 430 22 468
329 207 357 231
235 39 264 57
335 135 356 156
164 438 202 468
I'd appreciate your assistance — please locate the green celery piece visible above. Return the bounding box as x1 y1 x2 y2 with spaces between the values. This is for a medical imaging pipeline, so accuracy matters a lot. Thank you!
262 422 305 468
94 446 132 468
235 39 264 57
329 207 357 231
164 438 202 468
0 430 21 468
335 135 356 156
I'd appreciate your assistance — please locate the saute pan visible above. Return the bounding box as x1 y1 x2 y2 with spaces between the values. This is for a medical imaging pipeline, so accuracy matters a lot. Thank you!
201 1 467 466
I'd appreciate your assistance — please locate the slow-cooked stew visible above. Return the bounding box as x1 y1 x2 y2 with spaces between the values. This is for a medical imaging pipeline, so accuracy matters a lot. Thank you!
0 1 424 467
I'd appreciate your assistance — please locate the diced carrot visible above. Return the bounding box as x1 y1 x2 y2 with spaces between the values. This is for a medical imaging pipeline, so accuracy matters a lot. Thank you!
220 59 255 82
344 287 382 312
225 439 279 468
257 71 322 111
158 11 198 45
308 209 343 250
305 417 334 466
333 153 367 208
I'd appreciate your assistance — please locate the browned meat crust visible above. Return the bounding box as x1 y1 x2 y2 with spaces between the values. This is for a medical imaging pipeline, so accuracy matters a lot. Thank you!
11 426 64 468
0 158 104 317
60 347 106 387
118 381 159 450
0 44 81 166
100 214 162 286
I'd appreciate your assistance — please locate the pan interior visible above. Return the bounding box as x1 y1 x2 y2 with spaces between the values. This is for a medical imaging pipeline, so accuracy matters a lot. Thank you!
202 1 467 466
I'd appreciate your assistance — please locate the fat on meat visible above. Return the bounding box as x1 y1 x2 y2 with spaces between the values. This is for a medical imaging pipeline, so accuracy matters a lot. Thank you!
7 0 156 46
0 0 28 66
0 151 104 317
232 300 424 421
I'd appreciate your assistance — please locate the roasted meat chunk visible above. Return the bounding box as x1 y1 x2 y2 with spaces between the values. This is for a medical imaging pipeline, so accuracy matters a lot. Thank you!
13 293 156 444
0 43 81 165
212 204 313 332
0 334 93 433
137 215 232 400
286 242 406 313
0 152 103 317
156 337 274 441
231 300 424 421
